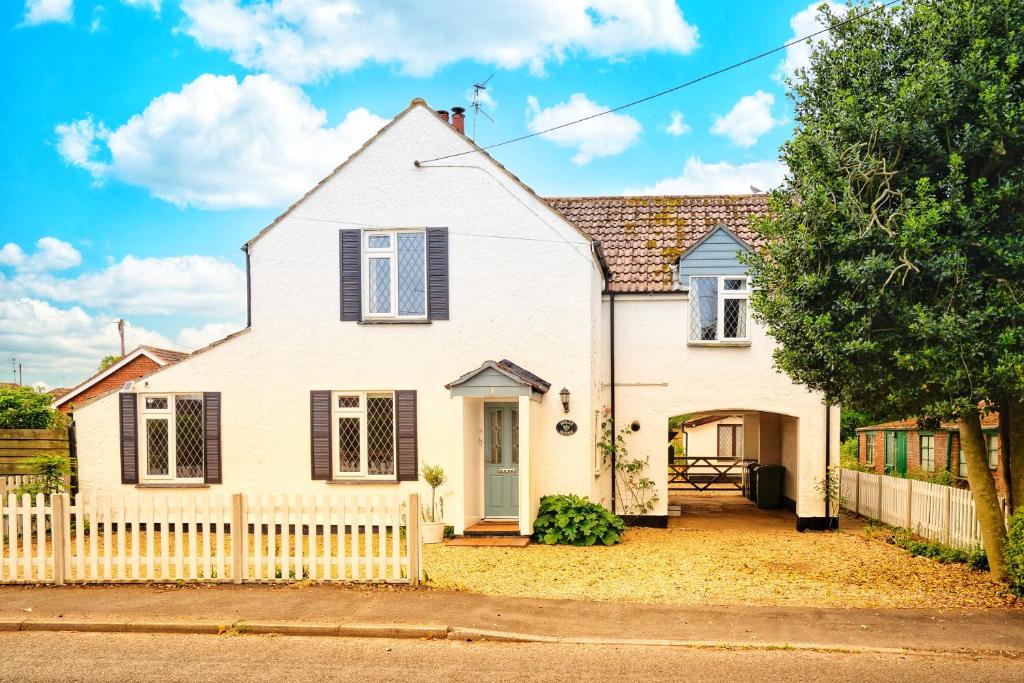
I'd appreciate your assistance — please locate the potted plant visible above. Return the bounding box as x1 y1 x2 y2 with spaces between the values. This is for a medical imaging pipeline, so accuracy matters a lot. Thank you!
420 463 447 544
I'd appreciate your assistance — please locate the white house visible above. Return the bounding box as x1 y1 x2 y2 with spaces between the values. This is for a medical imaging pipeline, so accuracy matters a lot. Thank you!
73 99 839 534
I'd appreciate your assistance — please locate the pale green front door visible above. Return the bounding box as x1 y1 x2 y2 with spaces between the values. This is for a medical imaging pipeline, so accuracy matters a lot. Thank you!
484 404 519 518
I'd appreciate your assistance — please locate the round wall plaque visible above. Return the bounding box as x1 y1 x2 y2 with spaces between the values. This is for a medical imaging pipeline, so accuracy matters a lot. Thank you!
555 419 577 436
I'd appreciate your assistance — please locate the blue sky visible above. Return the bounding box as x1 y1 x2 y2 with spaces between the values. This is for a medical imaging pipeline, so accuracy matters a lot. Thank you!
1 0 836 388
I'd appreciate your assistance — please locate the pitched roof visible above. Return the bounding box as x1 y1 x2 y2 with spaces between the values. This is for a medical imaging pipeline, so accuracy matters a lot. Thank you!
857 414 1000 432
55 345 190 408
546 195 770 292
445 359 551 394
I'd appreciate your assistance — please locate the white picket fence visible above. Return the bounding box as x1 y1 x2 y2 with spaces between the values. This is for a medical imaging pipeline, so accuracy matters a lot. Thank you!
1 492 422 585
839 468 983 549
0 476 42 498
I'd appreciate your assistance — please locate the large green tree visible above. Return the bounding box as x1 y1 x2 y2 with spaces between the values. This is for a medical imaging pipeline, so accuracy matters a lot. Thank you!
748 0 1023 580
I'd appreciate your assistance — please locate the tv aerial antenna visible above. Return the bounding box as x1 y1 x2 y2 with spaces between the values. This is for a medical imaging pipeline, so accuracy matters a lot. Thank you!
470 74 494 139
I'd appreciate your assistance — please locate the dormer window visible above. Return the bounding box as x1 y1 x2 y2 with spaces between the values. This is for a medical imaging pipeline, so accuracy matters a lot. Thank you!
688 276 751 345
364 230 426 319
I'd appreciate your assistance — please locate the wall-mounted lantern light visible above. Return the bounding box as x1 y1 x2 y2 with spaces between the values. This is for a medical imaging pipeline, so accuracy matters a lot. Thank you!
559 387 570 413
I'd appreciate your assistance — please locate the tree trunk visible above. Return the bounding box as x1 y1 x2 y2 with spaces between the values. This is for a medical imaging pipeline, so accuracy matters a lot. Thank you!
1009 397 1024 514
961 412 1008 581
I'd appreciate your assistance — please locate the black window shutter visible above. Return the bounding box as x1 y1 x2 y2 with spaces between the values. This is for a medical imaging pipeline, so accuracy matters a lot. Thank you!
340 229 362 321
426 228 449 320
395 390 418 481
119 393 138 485
310 390 332 480
203 392 222 484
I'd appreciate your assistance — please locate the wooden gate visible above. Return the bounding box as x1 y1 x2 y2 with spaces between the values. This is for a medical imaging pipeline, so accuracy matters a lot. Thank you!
668 456 746 492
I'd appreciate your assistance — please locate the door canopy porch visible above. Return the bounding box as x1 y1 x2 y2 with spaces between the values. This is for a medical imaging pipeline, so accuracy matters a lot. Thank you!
445 359 550 401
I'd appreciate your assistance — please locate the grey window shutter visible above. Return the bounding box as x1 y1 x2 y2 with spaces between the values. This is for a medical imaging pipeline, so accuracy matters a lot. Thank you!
395 390 418 481
119 393 138 485
340 229 362 321
310 390 332 480
426 228 449 320
203 392 222 484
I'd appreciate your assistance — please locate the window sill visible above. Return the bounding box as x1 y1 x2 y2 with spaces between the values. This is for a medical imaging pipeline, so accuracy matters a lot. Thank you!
357 319 432 325
135 483 210 489
326 478 400 485
687 340 752 348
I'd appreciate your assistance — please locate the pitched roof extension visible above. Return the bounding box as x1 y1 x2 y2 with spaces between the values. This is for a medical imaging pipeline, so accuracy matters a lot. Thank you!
547 194 770 293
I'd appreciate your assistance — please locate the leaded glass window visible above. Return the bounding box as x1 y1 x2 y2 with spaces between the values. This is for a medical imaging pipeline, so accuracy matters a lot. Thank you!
363 231 426 318
331 391 396 478
688 276 751 344
140 394 204 482
146 418 169 476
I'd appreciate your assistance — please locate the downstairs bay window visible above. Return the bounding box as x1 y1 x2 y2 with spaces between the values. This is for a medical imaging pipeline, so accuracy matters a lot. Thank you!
333 391 396 479
140 394 205 483
688 276 751 345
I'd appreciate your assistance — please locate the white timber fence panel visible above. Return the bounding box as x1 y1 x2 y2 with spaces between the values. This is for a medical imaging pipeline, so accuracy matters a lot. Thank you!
1 492 422 585
839 469 984 549
0 476 42 499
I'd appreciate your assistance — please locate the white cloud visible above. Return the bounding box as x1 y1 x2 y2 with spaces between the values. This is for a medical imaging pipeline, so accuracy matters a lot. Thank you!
0 237 81 272
176 321 243 350
664 111 691 136
778 1 845 82
180 0 698 83
710 91 785 148
0 250 245 318
625 156 787 195
55 73 388 210
121 0 160 11
0 297 180 388
526 93 641 165
21 0 73 26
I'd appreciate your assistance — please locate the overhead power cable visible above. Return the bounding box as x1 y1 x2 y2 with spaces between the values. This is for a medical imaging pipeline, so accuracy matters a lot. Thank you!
415 0 900 165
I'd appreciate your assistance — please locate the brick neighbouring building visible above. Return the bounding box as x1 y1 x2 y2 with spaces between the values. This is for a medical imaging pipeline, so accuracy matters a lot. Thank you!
55 346 189 414
856 414 1006 494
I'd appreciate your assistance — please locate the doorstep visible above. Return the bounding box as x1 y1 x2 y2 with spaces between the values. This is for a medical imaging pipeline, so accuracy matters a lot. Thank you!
464 520 520 537
443 536 530 547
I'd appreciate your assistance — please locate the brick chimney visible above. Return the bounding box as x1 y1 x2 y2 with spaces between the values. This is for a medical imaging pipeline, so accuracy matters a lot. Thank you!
451 106 466 134
435 110 450 123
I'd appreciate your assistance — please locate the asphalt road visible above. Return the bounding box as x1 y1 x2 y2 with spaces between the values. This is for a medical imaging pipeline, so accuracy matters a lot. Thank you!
1 632 1022 682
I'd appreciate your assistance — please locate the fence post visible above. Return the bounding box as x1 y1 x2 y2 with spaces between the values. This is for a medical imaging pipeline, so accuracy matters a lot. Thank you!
854 471 861 517
52 494 67 585
876 473 883 523
408 493 420 587
231 493 244 584
942 485 951 545
905 478 913 530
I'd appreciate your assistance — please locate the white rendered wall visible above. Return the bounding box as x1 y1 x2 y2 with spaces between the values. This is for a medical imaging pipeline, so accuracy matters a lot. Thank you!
601 294 837 519
75 104 604 524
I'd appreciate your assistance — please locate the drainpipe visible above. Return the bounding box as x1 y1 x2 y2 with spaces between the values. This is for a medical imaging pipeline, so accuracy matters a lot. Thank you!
593 241 617 513
945 428 953 473
824 403 832 522
241 244 252 329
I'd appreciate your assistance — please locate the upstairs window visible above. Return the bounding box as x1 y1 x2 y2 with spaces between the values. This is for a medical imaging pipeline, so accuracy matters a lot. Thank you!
364 231 426 319
689 276 750 344
140 394 205 482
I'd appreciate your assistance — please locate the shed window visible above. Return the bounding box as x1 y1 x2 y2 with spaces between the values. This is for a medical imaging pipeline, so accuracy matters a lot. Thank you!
140 394 204 482
958 438 967 479
364 231 426 319
689 276 750 344
864 433 875 465
332 391 396 478
920 434 935 472
986 434 999 470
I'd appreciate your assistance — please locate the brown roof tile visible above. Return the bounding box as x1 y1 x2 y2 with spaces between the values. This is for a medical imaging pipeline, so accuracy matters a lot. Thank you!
545 195 770 292
858 414 1000 432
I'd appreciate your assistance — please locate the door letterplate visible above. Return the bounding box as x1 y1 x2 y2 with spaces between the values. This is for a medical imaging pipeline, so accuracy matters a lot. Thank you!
497 468 515 474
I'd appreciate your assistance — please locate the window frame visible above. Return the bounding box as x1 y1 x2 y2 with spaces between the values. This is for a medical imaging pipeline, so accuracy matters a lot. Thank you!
985 432 999 470
361 229 428 321
864 432 875 465
139 393 205 484
331 390 397 480
688 275 752 346
919 433 935 472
